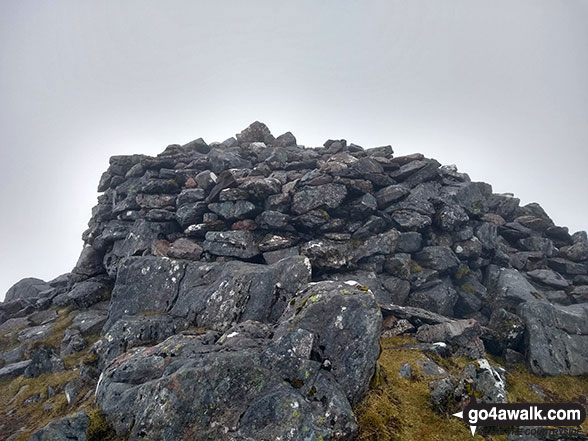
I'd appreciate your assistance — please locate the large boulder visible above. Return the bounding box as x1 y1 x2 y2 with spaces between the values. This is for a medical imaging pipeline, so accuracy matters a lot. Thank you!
276 280 382 405
24 347 65 378
96 280 381 441
4 278 51 302
486 266 539 312
104 256 311 333
518 301 588 376
28 411 89 441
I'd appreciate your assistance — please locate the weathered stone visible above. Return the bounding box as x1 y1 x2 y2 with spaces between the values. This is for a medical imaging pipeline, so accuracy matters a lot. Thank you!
482 308 525 356
390 209 432 230
53 279 111 309
208 200 257 221
300 239 353 271
486 266 539 312
203 230 260 258
277 280 382 405
60 328 87 356
28 411 89 441
407 278 458 317
527 269 569 289
518 301 588 375
24 347 65 378
4 278 51 303
414 246 460 273
236 121 275 144
0 359 31 380
375 185 410 208
416 319 485 359
291 183 347 214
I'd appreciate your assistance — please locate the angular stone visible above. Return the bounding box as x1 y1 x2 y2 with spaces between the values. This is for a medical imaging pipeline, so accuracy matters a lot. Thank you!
527 269 569 289
300 239 353 271
24 347 65 378
414 246 460 273
28 411 89 441
518 301 588 376
407 279 458 317
416 319 485 359
4 278 51 302
277 280 382 405
375 185 410 208
486 266 539 312
291 183 347 214
203 230 260 259
0 359 31 380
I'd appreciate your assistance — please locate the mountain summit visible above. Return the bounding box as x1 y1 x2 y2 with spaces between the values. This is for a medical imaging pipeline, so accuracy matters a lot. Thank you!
1 122 587 440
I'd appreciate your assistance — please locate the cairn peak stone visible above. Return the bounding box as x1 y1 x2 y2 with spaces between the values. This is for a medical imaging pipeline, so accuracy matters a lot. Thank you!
236 121 275 144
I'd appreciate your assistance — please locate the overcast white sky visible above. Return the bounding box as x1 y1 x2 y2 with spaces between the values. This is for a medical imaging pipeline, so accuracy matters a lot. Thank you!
1 1 587 300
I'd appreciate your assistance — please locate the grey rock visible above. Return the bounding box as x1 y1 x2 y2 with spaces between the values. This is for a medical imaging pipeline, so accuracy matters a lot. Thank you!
398 362 412 379
4 278 51 302
194 170 217 191
482 308 525 356
166 238 203 260
262 246 299 264
300 239 353 271
430 376 457 412
416 319 485 359
171 256 311 332
60 328 87 356
353 229 400 262
203 230 260 259
527 269 569 289
407 278 458 317
291 183 347 214
71 309 108 336
94 314 190 368
0 359 31 380
208 200 257 221
176 188 206 206
28 411 89 441
375 185 410 208
24 347 65 378
458 358 507 403
256 210 291 230
486 266 540 312
236 121 275 144
396 232 423 253
547 257 587 275
53 279 110 309
418 357 448 377
390 209 432 230
518 301 588 375
414 246 460 273
277 280 382 405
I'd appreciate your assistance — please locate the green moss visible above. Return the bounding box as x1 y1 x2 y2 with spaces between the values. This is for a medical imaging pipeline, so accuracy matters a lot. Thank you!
409 260 423 273
460 284 476 294
86 406 117 441
455 265 469 280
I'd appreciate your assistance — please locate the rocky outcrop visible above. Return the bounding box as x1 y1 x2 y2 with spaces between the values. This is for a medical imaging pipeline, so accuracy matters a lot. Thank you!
1 122 588 440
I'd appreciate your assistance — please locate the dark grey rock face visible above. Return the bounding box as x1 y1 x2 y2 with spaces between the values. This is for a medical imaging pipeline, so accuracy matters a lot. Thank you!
24 347 65 378
96 281 380 441
104 255 311 334
28 411 89 441
518 301 588 376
